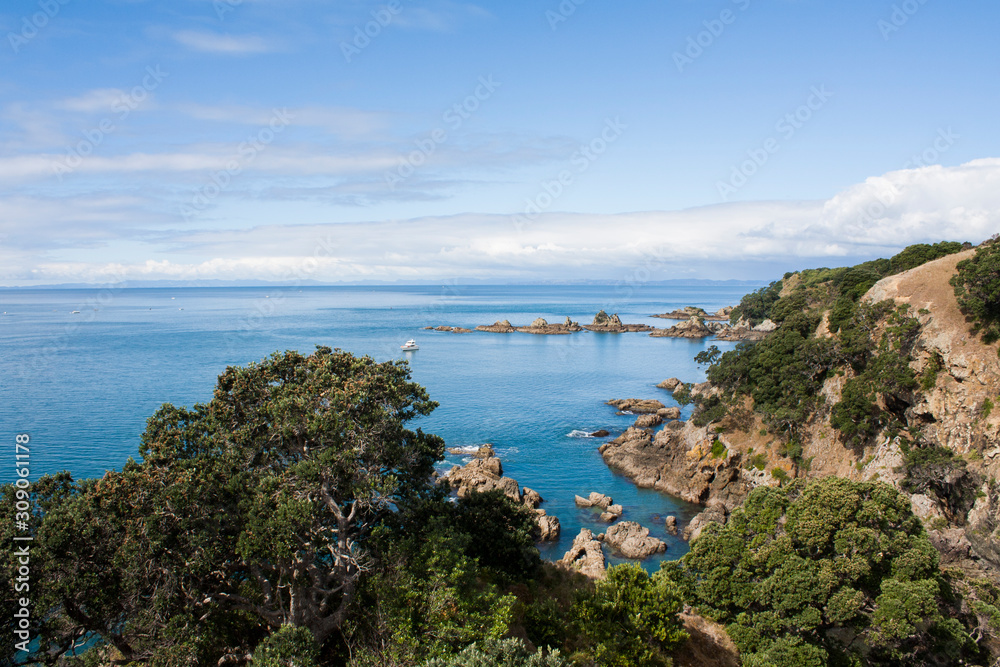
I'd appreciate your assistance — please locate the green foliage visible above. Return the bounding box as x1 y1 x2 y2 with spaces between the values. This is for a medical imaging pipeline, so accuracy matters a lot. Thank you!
983 397 994 420
747 452 767 471
572 563 688 667
5 347 452 663
921 352 944 390
707 312 829 436
694 345 721 366
952 237 1000 343
829 378 883 447
730 280 783 326
710 439 727 459
692 395 728 427
422 638 567 667
682 477 976 666
888 241 966 274
253 625 321 667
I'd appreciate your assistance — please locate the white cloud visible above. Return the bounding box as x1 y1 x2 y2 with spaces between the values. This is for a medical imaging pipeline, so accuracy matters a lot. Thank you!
171 30 274 54
55 89 130 113
5 158 1000 285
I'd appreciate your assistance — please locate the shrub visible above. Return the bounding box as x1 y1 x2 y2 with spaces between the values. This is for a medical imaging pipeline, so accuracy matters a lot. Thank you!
253 626 320 667
572 563 688 667
951 238 1000 344
422 638 568 667
710 439 728 459
683 477 977 666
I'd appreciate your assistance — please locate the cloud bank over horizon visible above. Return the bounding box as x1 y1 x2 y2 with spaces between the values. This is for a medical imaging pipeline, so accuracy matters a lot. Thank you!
6 158 998 286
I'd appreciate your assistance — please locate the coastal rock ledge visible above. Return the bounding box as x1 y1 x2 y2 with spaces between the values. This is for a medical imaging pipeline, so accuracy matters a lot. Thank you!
443 445 561 541
598 424 749 509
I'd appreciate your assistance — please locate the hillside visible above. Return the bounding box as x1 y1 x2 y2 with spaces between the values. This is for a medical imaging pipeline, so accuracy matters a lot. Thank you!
601 240 1000 659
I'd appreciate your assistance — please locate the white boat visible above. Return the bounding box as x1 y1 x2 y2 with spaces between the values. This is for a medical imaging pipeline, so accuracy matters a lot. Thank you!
400 339 419 351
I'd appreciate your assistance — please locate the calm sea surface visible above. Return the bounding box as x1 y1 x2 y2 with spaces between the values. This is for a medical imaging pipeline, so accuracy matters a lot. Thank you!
0 284 757 563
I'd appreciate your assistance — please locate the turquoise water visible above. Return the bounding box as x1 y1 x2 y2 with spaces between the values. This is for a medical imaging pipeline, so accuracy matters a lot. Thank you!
0 284 756 563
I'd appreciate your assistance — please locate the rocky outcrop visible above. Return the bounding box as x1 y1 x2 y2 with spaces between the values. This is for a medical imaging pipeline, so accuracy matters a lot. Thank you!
657 407 682 421
559 528 606 579
713 318 776 341
658 377 682 391
634 414 662 429
476 320 516 333
649 316 715 339
653 306 731 321
583 310 654 333
600 521 667 559
599 423 749 508
424 325 474 333
575 491 614 509
516 317 583 335
606 398 666 414
536 513 561 541
590 429 610 438
682 503 729 542
443 445 560 541
665 515 678 535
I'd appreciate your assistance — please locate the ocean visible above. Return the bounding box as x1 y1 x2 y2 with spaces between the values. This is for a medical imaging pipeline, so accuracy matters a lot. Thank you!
0 283 757 563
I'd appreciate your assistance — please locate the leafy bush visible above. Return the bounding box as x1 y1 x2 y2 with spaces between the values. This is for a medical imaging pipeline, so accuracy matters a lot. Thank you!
710 439 727 459
951 238 1000 343
253 625 320 667
730 280 783 326
572 563 687 667
682 477 978 666
423 638 568 667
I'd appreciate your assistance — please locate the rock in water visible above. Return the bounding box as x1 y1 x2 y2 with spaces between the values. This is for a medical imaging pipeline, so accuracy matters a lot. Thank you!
634 414 662 429
559 528 606 579
665 515 678 535
590 429 611 438
606 398 666 414
530 317 548 328
657 407 681 420
657 377 682 391
602 521 667 559
522 487 543 508
536 511 561 541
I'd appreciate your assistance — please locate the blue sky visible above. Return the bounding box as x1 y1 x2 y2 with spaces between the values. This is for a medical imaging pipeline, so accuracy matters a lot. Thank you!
1 0 999 285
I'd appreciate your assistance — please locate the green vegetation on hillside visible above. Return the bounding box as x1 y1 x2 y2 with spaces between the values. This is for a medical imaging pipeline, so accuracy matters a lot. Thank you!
678 478 983 666
952 235 1000 345
700 242 966 451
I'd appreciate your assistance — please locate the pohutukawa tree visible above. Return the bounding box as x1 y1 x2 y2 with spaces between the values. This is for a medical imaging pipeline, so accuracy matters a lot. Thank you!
10 347 444 664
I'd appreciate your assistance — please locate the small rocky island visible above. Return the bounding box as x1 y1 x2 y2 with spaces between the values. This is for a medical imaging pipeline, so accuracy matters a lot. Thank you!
652 306 732 321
